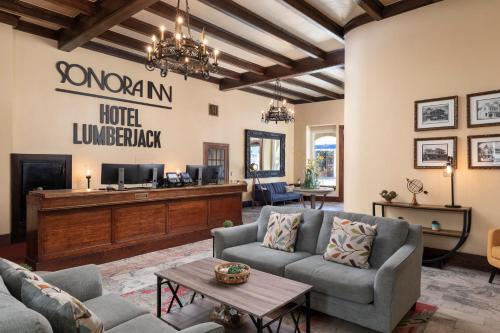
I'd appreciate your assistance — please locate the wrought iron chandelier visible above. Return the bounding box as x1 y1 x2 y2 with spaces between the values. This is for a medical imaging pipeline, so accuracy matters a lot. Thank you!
261 80 295 124
145 0 219 80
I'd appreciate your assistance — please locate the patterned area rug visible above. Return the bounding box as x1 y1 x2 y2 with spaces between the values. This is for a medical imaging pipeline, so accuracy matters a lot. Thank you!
100 239 437 333
121 284 437 333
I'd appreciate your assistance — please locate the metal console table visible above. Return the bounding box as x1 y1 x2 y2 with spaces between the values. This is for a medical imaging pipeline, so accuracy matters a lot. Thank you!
372 201 472 267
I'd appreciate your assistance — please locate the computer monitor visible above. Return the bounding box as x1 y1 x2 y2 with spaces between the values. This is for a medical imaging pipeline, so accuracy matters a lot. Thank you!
101 164 139 185
202 165 223 185
186 165 204 183
137 164 165 183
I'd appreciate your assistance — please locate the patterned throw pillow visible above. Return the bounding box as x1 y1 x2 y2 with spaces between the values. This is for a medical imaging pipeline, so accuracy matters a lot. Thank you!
0 258 44 299
21 278 104 333
324 217 377 269
262 212 301 252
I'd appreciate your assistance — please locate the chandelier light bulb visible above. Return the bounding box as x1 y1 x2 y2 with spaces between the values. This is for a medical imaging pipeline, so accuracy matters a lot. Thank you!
283 99 287 105
214 49 219 55
203 39 208 45
152 35 156 42
147 46 152 52
177 16 184 24
175 33 181 40
185 57 189 63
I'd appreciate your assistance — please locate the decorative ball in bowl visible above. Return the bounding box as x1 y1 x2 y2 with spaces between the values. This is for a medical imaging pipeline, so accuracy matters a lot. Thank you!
214 262 250 285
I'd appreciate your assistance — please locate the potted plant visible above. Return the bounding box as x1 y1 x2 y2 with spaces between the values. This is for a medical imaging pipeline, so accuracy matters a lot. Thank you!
223 220 234 228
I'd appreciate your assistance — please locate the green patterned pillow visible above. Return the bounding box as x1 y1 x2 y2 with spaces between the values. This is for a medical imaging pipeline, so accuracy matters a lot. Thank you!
262 212 301 252
324 217 377 269
21 278 104 333
0 258 44 299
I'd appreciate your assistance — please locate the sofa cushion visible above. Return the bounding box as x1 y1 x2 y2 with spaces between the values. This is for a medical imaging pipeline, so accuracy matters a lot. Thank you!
108 314 177 333
324 217 377 269
493 246 500 259
222 242 311 276
284 255 377 304
262 212 301 252
0 258 44 300
84 294 149 330
317 212 409 268
21 278 104 333
0 291 53 333
257 206 324 254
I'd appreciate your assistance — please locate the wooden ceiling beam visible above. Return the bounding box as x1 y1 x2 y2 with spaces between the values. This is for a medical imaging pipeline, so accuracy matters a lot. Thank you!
58 0 160 51
98 30 242 81
147 1 294 68
259 83 317 102
239 87 299 104
0 9 59 40
43 0 96 16
280 0 344 40
345 0 443 34
0 0 73 27
0 8 18 25
220 49 345 91
310 72 344 89
354 0 383 20
119 17 265 76
285 78 342 99
198 0 325 59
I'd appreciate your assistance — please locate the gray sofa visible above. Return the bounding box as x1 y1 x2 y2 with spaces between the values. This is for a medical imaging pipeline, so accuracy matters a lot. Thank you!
214 206 423 333
0 263 224 333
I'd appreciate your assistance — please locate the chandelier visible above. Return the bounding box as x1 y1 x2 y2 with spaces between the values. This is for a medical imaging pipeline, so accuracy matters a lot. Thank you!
145 0 219 80
261 80 295 124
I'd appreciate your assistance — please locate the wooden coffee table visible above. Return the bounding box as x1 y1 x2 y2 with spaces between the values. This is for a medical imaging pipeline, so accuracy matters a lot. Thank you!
155 257 312 333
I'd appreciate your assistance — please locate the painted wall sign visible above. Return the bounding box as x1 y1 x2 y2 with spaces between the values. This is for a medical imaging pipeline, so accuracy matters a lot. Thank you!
73 104 162 148
55 60 173 110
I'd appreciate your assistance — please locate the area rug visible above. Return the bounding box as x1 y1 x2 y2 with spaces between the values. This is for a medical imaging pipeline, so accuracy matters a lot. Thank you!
122 285 436 332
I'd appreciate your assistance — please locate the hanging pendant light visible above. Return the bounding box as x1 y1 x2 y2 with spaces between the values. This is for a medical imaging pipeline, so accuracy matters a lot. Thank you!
261 79 295 124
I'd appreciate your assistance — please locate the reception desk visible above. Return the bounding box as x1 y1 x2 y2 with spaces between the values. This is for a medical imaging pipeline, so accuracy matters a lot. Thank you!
26 183 247 270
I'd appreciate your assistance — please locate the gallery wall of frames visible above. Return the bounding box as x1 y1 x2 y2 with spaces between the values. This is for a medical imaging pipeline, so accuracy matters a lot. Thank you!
414 90 500 170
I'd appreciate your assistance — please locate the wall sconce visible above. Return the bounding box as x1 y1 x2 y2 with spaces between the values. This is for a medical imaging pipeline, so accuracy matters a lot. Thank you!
86 169 92 190
444 156 461 208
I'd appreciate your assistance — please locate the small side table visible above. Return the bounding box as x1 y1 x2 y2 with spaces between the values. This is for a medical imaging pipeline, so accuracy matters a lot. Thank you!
293 187 333 210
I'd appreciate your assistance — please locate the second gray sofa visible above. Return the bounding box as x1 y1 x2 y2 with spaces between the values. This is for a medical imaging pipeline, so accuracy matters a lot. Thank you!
214 206 423 333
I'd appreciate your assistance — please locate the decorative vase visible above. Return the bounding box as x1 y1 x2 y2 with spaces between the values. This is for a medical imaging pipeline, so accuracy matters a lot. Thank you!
303 169 318 189
431 221 441 231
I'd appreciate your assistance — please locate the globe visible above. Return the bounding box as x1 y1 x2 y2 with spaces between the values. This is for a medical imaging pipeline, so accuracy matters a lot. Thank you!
407 178 424 194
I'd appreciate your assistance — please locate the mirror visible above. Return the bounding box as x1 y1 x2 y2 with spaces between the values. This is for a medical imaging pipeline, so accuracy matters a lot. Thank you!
245 130 285 178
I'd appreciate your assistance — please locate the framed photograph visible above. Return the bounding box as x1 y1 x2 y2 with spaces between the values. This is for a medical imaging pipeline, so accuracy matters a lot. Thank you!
415 96 458 131
468 134 500 169
467 90 500 128
414 137 457 169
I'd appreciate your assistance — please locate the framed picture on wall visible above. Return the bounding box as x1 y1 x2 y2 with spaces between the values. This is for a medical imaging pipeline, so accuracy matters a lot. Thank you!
414 96 458 131
468 134 500 169
467 90 500 128
414 137 457 169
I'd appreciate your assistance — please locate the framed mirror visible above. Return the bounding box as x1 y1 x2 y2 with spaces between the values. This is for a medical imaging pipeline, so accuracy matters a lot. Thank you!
245 129 285 178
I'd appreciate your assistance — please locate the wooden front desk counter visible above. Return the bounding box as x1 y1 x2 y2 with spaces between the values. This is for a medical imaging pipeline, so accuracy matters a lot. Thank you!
26 183 247 270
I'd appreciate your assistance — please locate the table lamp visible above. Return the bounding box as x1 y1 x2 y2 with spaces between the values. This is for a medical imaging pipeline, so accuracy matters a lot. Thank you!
444 156 461 208
85 169 92 190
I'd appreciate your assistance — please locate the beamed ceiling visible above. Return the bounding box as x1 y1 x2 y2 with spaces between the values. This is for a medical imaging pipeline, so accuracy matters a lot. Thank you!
0 0 442 104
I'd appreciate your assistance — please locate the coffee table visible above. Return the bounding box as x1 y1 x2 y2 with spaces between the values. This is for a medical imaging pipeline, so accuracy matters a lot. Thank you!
155 257 313 333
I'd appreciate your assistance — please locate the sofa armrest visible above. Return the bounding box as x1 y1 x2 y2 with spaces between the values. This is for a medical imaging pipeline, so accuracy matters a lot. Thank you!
374 225 423 331
178 322 224 333
214 222 258 259
41 264 103 301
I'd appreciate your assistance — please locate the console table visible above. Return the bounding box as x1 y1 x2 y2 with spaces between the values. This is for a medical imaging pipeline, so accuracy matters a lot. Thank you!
372 201 472 267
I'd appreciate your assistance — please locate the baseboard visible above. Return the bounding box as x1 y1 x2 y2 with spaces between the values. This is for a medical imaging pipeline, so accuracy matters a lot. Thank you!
0 234 10 246
424 247 491 272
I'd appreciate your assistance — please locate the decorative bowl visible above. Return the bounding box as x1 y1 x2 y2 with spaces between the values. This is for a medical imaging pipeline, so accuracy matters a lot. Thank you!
214 262 250 285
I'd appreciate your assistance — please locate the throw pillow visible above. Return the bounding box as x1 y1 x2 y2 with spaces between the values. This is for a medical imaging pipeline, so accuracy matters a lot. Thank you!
0 258 44 299
262 212 301 252
324 217 377 269
21 278 104 333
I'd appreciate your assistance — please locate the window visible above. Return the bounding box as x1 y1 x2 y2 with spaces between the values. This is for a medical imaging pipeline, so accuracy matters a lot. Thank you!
308 126 337 187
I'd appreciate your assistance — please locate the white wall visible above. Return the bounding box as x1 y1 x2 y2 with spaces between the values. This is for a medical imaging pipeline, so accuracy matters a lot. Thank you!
344 0 500 256
0 28 295 236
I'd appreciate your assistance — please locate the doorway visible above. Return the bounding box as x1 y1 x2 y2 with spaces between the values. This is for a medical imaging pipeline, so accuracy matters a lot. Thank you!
203 142 229 183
